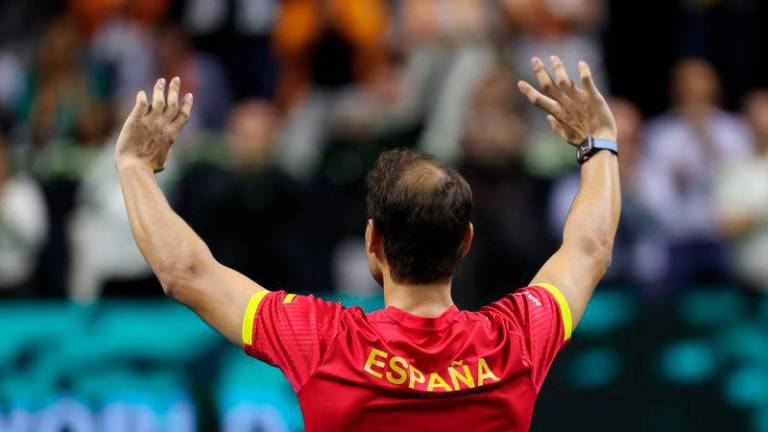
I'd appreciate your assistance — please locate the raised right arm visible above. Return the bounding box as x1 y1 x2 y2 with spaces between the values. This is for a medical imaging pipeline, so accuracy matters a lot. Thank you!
115 78 266 346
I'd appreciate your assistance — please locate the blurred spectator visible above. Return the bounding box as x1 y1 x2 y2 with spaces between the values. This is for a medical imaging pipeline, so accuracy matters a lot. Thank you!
0 0 62 44
716 90 768 292
0 133 48 294
68 0 170 37
17 15 112 147
503 0 603 37
88 11 156 111
0 51 23 115
458 67 553 306
67 136 174 303
638 58 752 288
398 0 493 164
504 0 608 175
177 100 302 291
177 0 280 99
275 0 389 179
549 98 665 290
330 50 418 143
154 24 231 129
273 0 388 106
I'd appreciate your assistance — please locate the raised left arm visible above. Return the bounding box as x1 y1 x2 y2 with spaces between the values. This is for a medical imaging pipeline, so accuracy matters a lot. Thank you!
517 57 621 328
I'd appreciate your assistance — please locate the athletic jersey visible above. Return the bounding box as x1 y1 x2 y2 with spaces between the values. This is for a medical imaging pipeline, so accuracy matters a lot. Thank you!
242 283 572 432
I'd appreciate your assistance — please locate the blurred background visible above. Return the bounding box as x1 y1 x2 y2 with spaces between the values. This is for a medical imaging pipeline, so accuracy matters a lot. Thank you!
1 0 768 430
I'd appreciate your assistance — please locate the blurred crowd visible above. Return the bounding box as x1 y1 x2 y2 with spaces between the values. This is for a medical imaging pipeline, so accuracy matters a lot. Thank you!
1 0 768 306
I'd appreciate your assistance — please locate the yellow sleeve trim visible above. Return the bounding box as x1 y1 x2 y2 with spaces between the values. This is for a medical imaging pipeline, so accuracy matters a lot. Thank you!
282 293 296 304
242 290 269 346
533 282 573 341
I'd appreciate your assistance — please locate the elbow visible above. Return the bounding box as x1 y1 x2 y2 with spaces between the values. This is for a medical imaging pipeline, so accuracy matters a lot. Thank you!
157 269 187 300
155 251 210 300
577 234 615 275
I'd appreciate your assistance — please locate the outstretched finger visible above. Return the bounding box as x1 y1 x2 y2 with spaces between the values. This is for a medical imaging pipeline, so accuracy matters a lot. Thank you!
165 77 181 119
547 114 579 143
172 93 193 130
531 57 559 98
151 78 166 113
517 80 562 117
550 55 575 96
547 115 566 138
128 90 149 120
578 61 599 97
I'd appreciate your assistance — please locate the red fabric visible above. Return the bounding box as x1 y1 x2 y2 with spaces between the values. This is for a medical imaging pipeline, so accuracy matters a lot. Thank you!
244 287 568 432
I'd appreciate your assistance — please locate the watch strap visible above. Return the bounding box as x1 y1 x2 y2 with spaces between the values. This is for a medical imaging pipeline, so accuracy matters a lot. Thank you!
591 138 619 153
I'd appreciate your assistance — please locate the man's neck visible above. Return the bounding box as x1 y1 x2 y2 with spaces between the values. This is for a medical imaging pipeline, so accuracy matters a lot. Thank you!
382 275 454 318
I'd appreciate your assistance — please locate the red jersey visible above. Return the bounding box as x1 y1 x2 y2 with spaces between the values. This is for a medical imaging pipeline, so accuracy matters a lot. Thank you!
242 283 572 432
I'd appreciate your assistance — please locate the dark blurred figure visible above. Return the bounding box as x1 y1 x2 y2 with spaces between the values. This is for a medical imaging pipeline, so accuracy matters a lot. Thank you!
716 90 768 293
0 133 48 295
273 0 388 107
400 0 492 164
68 0 169 36
458 67 554 307
274 0 389 179
176 100 301 291
549 99 664 291
503 0 608 175
154 24 231 129
19 15 115 298
17 15 111 147
173 0 280 100
638 58 752 290
330 49 417 144
605 0 768 116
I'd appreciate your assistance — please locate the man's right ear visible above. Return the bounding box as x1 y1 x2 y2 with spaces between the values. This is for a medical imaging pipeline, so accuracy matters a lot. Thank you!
366 219 380 254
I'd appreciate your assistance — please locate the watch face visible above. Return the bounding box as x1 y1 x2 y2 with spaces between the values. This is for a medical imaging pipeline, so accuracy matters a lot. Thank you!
577 139 593 163
578 141 591 156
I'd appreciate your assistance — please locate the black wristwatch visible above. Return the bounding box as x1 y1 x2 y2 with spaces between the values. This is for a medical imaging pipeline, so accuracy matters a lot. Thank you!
576 137 619 165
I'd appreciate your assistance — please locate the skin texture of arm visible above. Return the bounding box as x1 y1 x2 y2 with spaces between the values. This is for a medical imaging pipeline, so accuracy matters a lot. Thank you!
518 56 621 328
115 77 265 346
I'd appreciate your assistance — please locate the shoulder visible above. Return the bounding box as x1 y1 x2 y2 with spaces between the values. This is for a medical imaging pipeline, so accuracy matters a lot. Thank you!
480 285 573 340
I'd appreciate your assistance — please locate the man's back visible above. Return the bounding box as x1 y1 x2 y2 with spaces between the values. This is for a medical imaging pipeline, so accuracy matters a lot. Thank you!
243 285 571 431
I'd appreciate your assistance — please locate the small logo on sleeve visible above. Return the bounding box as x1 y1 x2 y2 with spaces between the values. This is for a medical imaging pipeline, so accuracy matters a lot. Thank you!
522 290 542 307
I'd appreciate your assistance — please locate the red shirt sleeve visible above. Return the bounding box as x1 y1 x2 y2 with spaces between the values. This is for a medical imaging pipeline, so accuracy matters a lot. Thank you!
481 283 573 391
242 290 344 391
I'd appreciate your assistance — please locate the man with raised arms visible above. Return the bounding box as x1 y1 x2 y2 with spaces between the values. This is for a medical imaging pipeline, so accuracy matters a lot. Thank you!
114 56 620 431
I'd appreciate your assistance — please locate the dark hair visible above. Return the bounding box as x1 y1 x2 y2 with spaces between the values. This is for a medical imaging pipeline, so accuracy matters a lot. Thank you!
366 149 473 284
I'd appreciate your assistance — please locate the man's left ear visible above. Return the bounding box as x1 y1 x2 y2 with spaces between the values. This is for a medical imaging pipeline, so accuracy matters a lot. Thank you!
461 223 474 257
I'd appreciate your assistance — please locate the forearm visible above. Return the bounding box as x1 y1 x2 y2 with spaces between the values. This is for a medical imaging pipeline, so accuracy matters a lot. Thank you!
562 150 621 274
116 158 214 296
532 150 620 324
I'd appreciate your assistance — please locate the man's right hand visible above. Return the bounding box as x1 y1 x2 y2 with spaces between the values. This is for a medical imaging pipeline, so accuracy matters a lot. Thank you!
517 56 617 145
114 77 193 173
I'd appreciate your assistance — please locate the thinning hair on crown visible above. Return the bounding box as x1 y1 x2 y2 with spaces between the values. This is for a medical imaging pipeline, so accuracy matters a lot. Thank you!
366 149 473 284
